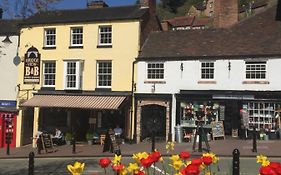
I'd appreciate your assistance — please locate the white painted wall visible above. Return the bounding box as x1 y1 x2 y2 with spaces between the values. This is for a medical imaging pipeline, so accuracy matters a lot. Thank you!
136 58 281 141
0 35 19 101
136 58 281 94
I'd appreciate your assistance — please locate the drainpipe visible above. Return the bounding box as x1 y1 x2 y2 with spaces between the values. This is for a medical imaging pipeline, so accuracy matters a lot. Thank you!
131 60 137 142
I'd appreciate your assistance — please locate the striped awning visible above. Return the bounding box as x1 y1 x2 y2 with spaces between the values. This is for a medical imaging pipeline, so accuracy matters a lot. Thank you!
20 95 127 110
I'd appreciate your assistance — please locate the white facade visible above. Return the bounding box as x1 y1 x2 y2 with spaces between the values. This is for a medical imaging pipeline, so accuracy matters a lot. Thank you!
136 58 281 140
136 58 281 93
0 35 19 101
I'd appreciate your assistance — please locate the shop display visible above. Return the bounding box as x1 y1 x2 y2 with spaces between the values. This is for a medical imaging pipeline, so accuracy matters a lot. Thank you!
246 102 281 131
181 102 220 125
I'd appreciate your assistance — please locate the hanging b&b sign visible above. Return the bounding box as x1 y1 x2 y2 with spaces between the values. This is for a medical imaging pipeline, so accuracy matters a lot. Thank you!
24 46 40 84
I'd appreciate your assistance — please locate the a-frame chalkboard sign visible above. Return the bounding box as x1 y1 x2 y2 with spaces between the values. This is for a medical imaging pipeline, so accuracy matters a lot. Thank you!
41 133 54 153
103 129 120 154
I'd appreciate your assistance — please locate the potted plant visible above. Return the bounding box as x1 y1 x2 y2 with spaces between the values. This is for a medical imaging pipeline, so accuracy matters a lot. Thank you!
86 132 93 145
65 132 72 145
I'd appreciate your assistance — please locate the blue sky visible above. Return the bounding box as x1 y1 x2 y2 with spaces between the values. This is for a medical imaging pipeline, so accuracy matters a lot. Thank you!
1 0 139 18
55 0 137 9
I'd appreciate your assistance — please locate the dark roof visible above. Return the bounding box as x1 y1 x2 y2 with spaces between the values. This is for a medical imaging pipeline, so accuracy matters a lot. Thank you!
0 20 21 35
21 5 147 26
139 4 281 59
166 16 195 27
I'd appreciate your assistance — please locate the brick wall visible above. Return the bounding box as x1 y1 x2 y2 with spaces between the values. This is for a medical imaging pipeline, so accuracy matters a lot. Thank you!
214 0 238 28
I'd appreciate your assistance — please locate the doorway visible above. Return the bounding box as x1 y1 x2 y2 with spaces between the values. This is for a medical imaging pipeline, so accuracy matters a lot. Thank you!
141 105 166 141
224 100 242 135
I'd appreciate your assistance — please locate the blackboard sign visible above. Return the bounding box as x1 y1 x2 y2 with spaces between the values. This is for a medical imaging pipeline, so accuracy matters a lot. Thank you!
103 130 120 154
211 121 225 140
41 133 54 153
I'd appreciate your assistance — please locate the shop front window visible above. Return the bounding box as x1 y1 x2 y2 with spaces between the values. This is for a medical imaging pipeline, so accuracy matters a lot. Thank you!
180 101 221 126
241 102 281 131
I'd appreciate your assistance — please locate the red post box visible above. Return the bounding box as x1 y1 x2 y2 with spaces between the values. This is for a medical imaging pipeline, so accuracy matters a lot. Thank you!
0 113 17 148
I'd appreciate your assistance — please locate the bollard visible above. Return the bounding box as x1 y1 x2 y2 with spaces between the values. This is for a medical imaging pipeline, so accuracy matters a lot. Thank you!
151 131 155 152
72 136 76 154
232 149 240 175
252 126 257 152
28 151 35 175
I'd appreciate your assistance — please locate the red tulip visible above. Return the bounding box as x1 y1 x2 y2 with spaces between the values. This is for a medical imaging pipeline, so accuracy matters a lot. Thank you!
140 157 154 168
99 158 111 168
202 156 213 166
275 167 281 175
179 151 190 160
112 164 125 172
185 164 200 175
260 166 277 175
150 151 161 162
270 162 281 170
191 158 202 166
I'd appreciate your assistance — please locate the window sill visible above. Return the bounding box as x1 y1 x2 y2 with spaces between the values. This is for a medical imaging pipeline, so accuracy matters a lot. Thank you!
97 45 112 48
197 80 216 84
69 46 83 49
242 80 269 84
43 46 56 50
144 80 166 84
95 88 112 92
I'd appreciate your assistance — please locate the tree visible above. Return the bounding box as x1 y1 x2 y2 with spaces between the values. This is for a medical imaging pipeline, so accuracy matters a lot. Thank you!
0 0 62 19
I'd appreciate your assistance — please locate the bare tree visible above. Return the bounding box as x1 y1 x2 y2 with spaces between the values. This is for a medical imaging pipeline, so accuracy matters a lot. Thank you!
1 0 62 19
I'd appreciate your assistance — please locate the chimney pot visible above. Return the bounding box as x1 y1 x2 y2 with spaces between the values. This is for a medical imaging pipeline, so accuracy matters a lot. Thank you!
87 0 108 9
141 0 156 14
0 8 3 19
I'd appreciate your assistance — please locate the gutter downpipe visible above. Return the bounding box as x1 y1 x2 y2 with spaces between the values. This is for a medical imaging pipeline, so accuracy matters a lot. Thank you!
131 60 138 142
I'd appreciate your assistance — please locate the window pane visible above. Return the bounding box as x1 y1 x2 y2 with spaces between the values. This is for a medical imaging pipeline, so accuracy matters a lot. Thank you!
97 61 112 87
43 62 56 86
245 61 266 79
147 63 164 80
201 62 214 79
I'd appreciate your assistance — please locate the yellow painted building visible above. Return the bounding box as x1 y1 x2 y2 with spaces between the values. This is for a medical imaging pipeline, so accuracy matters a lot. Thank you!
16 0 159 147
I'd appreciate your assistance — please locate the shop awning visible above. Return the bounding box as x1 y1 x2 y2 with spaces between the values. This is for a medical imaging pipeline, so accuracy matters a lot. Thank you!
20 95 127 110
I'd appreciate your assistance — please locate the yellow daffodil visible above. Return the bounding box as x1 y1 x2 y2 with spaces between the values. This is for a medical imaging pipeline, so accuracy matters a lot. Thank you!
170 155 180 162
112 154 122 165
132 152 149 162
171 160 184 171
127 163 140 173
166 141 175 153
256 155 268 164
67 161 85 175
261 160 270 167
186 160 191 166
200 163 206 170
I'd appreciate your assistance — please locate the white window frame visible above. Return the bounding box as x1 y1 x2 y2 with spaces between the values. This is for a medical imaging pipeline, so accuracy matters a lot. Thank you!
44 28 56 47
146 62 165 80
64 60 81 90
201 61 215 79
245 61 267 80
98 26 112 46
70 27 83 46
97 61 112 88
43 61 56 87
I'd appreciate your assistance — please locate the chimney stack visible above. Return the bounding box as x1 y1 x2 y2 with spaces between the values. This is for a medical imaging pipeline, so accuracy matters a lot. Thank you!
87 0 108 9
214 0 238 28
0 8 3 19
141 0 156 14
276 0 281 21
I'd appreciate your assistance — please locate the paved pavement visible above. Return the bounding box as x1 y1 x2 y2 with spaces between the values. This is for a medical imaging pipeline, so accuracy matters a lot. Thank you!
1 138 281 159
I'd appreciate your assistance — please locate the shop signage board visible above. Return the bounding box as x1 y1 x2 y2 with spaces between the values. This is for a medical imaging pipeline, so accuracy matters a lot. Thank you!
211 121 225 140
103 130 120 153
24 46 40 84
41 133 54 153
